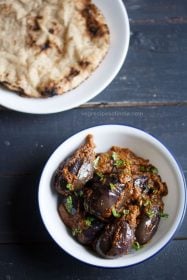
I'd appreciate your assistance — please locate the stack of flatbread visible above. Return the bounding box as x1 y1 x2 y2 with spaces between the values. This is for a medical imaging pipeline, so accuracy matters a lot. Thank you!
0 0 110 97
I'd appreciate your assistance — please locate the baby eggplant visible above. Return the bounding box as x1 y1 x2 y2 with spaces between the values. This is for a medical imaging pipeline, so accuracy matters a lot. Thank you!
54 135 95 194
75 218 104 245
95 219 134 258
58 194 104 245
135 206 160 245
58 193 84 229
84 174 125 221
134 176 150 193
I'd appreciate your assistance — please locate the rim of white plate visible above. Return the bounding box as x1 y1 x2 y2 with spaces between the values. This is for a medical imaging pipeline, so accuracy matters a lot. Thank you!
0 0 130 114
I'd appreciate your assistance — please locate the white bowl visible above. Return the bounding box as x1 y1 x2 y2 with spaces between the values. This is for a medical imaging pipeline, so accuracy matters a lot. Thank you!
38 125 186 267
0 0 130 114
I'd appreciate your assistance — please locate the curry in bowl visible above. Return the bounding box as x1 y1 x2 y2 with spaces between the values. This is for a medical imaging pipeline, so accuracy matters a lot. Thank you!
54 134 168 259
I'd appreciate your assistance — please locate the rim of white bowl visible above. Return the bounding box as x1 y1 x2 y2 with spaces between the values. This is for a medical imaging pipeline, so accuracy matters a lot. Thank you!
38 125 186 267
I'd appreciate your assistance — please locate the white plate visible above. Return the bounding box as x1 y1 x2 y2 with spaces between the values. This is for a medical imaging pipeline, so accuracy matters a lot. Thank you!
0 0 130 114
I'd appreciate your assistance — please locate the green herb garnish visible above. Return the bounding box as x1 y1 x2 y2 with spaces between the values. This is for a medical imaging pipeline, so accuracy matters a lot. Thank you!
93 156 100 169
143 200 152 207
146 209 155 219
132 241 143 251
114 159 125 167
123 209 130 215
111 152 119 161
139 166 158 174
72 227 82 236
112 207 121 218
111 152 125 167
139 166 146 172
159 212 169 218
96 172 104 181
65 195 73 214
109 183 116 191
85 216 95 227
66 183 73 191
150 167 158 174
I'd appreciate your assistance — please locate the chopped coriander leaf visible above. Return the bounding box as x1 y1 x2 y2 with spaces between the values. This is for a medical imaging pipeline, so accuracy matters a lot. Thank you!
65 196 73 214
109 183 116 191
72 227 82 236
132 241 142 251
146 209 155 219
123 209 130 215
111 152 119 161
143 200 152 207
114 159 125 167
140 165 159 174
150 167 158 174
85 216 95 227
96 172 104 180
159 212 169 218
112 207 121 218
111 151 125 167
139 166 146 172
93 156 100 169
85 220 92 227
66 183 73 191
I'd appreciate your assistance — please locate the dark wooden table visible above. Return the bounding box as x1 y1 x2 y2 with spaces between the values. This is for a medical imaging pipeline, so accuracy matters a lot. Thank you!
0 0 187 279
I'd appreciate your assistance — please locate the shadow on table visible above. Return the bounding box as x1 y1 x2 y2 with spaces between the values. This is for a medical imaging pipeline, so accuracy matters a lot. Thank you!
6 159 48 240
6 160 112 277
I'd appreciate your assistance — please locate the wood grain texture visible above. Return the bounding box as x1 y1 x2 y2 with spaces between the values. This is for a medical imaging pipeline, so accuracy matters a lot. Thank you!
0 240 186 280
0 106 187 173
92 23 187 103
0 0 186 279
125 0 187 21
0 1 186 110
94 0 187 103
